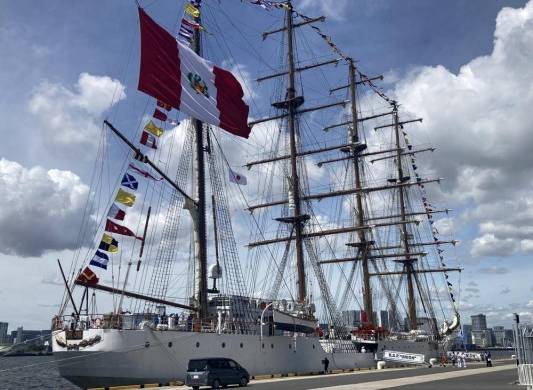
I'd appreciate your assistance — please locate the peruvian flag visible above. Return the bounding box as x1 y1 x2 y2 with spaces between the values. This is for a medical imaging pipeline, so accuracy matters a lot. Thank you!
137 8 251 139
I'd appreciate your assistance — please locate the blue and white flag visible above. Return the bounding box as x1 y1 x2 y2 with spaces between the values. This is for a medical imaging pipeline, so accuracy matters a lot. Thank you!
90 250 109 270
121 173 138 191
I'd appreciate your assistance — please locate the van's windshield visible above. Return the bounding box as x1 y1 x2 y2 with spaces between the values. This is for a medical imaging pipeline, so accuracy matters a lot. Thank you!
188 359 207 371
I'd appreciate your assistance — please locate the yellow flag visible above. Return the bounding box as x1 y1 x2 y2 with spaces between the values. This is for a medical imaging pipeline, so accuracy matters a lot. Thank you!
115 188 136 207
100 234 119 253
144 120 164 137
185 3 200 18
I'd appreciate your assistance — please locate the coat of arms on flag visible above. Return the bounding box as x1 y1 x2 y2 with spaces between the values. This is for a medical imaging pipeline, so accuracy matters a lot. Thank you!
229 168 247 185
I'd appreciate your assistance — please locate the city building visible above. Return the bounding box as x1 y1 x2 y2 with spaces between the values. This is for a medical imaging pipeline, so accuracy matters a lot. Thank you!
341 310 361 327
0 322 8 344
9 327 51 346
504 329 514 347
462 324 473 344
471 314 487 331
472 328 494 347
15 326 23 344
379 310 389 329
493 325 505 346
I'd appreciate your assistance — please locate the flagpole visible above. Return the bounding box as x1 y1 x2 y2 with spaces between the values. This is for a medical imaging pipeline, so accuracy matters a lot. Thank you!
103 120 196 205
57 259 80 318
192 8 209 321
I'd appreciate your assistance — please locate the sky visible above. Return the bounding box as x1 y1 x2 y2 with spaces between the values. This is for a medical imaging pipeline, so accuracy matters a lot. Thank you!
1 0 532 332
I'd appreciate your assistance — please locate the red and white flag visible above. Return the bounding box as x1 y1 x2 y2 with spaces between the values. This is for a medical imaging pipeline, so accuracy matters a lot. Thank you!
138 8 251 139
105 219 143 240
229 168 247 185
76 267 99 285
140 131 158 149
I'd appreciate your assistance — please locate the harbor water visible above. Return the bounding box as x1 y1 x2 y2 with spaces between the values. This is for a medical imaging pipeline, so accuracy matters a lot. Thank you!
0 356 79 389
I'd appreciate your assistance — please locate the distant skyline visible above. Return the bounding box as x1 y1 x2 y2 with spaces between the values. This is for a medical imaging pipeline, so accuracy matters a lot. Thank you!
1 0 533 329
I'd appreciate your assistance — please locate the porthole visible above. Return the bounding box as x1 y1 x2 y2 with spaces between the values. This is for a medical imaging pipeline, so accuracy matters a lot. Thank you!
222 342 226 348
271 343 274 349
240 342 244 348
168 342 173 348
196 342 200 348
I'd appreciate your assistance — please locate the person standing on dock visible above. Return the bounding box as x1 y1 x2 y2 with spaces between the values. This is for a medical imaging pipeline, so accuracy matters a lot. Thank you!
322 357 329 374
486 352 492 367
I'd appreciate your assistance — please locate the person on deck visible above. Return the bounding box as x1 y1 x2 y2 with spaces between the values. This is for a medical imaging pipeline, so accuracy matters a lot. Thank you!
486 352 492 367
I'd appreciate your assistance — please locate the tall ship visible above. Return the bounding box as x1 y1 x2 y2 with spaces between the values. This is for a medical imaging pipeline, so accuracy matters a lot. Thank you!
51 0 461 388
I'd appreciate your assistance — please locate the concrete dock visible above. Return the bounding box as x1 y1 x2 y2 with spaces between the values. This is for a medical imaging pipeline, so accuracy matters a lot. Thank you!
93 360 518 390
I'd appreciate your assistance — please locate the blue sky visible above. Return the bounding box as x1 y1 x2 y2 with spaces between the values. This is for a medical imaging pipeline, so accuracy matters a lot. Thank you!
0 0 532 331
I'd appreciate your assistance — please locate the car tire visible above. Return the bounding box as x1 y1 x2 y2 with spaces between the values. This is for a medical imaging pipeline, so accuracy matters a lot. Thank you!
239 376 248 387
212 379 221 389
192 387 199 390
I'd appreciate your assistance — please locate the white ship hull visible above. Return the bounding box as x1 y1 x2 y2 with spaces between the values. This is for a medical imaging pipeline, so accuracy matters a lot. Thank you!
53 328 375 388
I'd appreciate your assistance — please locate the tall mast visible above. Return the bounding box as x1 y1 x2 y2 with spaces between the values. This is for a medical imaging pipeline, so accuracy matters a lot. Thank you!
392 102 417 330
348 59 373 324
193 13 208 319
285 0 307 303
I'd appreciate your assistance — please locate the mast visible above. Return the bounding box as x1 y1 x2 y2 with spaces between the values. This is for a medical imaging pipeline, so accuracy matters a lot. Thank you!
285 0 307 303
392 102 417 330
192 13 208 319
348 58 373 324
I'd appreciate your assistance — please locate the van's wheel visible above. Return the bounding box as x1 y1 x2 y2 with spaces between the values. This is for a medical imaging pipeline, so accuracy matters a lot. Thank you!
212 379 221 389
239 376 248 387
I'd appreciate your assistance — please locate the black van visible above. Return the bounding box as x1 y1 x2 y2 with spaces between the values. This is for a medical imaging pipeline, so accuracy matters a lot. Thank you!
185 357 249 389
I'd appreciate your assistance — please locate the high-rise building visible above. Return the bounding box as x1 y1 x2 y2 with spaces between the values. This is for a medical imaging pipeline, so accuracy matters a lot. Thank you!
493 326 505 346
462 324 472 344
0 322 8 344
471 314 487 331
379 310 390 329
504 329 514 347
15 326 23 344
341 310 361 327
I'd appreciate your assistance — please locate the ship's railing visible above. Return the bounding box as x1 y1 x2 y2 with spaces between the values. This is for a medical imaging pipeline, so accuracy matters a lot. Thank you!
514 323 533 388
52 314 349 341
518 364 533 387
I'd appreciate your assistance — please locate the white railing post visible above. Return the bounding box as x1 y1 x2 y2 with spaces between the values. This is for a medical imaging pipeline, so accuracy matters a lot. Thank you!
260 302 274 343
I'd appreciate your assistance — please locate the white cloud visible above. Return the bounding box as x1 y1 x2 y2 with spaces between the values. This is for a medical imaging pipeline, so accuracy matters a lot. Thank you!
478 266 511 275
393 1 533 258
0 158 92 257
28 72 125 155
434 217 454 236
297 0 349 21
471 233 519 257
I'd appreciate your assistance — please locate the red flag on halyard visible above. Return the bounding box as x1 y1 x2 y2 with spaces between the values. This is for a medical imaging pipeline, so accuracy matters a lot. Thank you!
105 219 143 240
153 108 167 121
138 8 251 139
76 267 99 285
157 100 172 111
140 131 158 149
